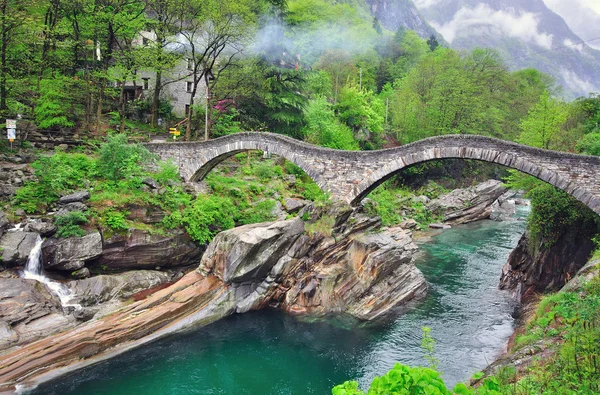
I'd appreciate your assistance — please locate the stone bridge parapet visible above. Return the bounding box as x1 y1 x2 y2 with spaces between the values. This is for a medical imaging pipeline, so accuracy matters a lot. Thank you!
146 133 600 215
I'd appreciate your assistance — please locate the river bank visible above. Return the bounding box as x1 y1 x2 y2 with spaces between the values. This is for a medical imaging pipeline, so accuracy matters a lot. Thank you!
26 206 531 394
0 179 519 393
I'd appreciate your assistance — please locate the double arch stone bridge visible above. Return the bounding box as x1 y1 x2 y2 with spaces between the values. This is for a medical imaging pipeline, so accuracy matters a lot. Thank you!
146 132 600 216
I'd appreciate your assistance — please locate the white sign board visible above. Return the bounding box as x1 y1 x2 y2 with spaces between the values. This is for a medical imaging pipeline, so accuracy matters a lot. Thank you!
6 119 16 129
7 129 16 140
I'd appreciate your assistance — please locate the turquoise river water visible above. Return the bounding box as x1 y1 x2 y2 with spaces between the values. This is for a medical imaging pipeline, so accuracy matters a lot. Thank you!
30 206 529 395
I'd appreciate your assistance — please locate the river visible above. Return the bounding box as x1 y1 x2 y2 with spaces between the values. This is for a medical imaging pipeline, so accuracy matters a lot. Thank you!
29 205 529 394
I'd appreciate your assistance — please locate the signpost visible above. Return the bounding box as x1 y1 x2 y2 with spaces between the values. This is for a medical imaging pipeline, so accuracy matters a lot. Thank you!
6 119 16 150
169 127 180 141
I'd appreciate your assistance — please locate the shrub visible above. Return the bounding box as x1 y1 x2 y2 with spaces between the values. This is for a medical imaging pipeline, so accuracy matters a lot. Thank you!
54 211 89 238
154 160 181 186
183 195 237 244
101 210 129 232
96 134 154 183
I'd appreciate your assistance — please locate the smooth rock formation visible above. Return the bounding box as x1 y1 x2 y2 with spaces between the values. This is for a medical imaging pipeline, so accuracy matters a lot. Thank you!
427 180 508 225
0 277 75 348
66 270 172 306
91 229 203 271
24 221 57 237
283 198 309 213
0 232 39 268
490 191 518 221
42 232 103 271
199 218 305 283
58 191 90 204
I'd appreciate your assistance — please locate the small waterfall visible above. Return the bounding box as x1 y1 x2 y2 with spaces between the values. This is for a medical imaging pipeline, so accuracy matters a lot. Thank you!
22 236 81 310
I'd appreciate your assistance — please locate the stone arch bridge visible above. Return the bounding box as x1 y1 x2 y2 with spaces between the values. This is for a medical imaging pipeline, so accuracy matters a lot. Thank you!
146 132 600 216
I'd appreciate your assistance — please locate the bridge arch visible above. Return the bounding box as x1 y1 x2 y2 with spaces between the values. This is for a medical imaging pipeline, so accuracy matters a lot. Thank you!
146 133 600 216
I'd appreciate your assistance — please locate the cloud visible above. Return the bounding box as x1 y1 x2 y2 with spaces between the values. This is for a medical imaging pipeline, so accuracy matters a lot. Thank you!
412 0 443 8
561 68 599 96
431 4 554 49
543 0 600 50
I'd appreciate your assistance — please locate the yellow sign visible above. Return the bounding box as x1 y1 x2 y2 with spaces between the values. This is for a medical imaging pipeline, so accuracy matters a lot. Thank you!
169 129 180 136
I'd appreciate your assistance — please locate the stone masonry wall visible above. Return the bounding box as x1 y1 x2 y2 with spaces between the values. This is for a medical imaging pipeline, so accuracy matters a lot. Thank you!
146 133 600 215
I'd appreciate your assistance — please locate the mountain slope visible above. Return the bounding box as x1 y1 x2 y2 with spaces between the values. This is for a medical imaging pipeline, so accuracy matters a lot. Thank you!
364 0 440 38
410 0 600 99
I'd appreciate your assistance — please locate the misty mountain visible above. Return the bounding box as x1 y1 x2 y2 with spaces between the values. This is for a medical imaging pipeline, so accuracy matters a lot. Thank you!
409 0 600 99
363 0 439 39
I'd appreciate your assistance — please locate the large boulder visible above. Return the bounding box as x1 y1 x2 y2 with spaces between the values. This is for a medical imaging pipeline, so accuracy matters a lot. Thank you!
0 232 39 268
91 229 203 271
0 277 74 349
58 191 90 204
66 270 172 306
426 180 508 225
199 218 305 283
42 232 103 271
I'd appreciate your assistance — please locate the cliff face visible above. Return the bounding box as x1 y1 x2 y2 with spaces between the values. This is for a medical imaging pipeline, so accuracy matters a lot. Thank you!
499 231 596 303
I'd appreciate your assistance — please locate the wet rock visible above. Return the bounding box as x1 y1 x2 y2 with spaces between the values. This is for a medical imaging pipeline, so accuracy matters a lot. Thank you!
199 218 305 283
0 277 75 350
427 180 507 225
71 267 91 279
0 232 39 268
58 191 90 204
42 232 103 272
429 223 451 229
490 191 518 221
91 229 203 271
283 198 310 213
24 221 57 237
66 270 172 306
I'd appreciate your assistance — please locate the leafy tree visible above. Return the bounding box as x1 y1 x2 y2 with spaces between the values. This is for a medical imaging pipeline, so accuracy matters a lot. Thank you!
519 91 568 149
427 35 439 52
96 134 154 182
303 95 358 150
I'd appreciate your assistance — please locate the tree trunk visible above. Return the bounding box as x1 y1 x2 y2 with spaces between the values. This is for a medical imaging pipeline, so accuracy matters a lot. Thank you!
0 1 8 112
151 70 162 128
119 81 125 133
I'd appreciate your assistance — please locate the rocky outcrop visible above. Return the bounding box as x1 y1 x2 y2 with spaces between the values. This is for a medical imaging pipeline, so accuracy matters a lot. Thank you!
0 277 75 349
499 231 595 303
58 191 90 204
427 180 508 225
199 219 305 283
200 204 427 321
42 232 103 272
0 162 34 200
0 232 39 268
66 270 172 306
91 229 203 271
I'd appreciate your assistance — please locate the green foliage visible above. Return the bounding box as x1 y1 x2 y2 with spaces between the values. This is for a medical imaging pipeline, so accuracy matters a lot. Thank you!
304 96 359 150
54 211 89 238
421 327 439 370
526 183 600 248
576 132 600 156
306 214 335 238
153 161 181 186
182 195 236 244
519 91 568 150
15 153 95 213
101 210 129 232
96 134 154 183
34 76 78 129
212 108 243 138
